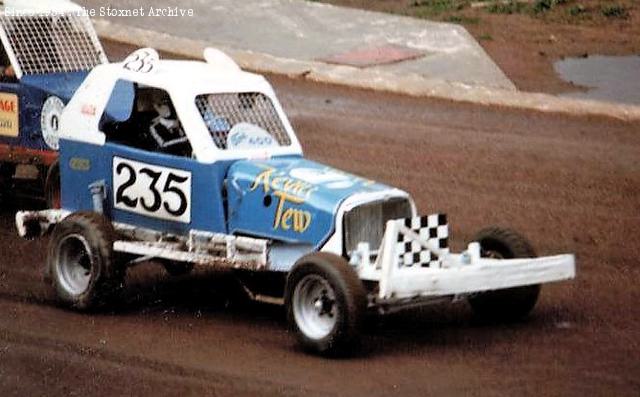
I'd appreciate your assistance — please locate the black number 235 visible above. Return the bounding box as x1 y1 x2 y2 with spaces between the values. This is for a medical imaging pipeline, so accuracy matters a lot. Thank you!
114 160 190 221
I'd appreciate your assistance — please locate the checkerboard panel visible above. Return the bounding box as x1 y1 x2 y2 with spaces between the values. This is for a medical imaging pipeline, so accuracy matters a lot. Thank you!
396 214 449 268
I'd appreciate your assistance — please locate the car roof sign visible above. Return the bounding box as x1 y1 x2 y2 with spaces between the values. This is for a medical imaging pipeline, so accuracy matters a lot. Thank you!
122 48 159 74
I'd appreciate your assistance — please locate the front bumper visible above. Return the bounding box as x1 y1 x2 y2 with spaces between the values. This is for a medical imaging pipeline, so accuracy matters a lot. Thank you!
352 214 576 303
379 253 574 301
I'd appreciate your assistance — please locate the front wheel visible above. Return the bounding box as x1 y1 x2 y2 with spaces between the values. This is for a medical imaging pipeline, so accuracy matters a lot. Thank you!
47 212 124 310
161 260 194 277
285 253 366 355
468 227 541 321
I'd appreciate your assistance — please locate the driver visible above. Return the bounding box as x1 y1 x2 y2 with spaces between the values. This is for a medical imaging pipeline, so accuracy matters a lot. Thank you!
148 103 187 149
0 48 16 82
1 65 15 78
0 64 16 82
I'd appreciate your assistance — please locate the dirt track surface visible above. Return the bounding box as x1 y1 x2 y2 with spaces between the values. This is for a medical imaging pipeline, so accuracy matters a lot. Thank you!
1 43 639 396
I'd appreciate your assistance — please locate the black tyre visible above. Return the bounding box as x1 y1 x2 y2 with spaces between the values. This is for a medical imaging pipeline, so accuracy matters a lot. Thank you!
44 161 61 209
468 227 541 321
47 212 124 310
161 260 194 277
285 252 367 355
0 162 15 205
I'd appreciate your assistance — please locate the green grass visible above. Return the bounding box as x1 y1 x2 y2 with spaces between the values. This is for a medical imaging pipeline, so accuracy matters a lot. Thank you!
445 14 481 23
600 4 629 17
305 0 636 26
533 0 568 13
410 0 469 17
486 1 528 14
485 0 567 15
568 4 588 16
480 0 634 21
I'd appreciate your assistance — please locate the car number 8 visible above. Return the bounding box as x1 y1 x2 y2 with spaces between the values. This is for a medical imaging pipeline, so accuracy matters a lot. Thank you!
113 157 191 223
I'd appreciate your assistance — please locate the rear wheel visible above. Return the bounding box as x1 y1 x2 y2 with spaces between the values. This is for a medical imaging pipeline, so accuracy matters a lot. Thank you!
44 161 60 209
285 252 366 355
161 260 194 277
468 227 541 321
47 212 124 310
0 163 15 205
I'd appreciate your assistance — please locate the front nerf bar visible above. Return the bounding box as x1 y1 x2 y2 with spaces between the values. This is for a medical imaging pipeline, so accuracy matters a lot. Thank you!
353 215 576 302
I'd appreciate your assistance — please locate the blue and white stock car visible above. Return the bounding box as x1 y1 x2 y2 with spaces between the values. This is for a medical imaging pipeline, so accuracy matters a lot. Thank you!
16 48 575 355
0 0 108 206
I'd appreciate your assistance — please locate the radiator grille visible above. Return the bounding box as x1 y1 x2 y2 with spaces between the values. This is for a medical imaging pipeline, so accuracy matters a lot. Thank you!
343 198 412 255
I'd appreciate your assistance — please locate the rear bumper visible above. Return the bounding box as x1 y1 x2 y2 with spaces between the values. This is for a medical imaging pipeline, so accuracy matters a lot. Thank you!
0 143 58 166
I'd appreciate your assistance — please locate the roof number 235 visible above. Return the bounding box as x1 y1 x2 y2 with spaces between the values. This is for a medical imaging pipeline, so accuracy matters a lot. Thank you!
123 48 158 73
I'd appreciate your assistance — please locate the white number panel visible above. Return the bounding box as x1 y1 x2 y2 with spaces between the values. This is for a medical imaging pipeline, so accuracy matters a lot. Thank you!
112 157 192 224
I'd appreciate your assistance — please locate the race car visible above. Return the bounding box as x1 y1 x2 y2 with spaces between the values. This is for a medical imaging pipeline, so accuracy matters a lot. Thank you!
16 47 576 355
0 0 108 206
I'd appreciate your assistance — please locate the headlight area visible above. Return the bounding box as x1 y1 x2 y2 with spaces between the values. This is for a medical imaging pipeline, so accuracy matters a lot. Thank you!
342 197 413 259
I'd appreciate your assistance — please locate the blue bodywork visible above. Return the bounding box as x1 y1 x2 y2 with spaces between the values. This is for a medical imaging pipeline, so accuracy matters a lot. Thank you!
59 142 392 249
227 158 391 247
0 72 87 150
0 72 133 151
60 140 229 236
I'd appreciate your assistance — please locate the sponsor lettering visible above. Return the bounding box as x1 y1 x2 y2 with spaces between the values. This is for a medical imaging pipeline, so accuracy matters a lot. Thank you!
0 100 16 113
0 93 18 137
69 157 91 171
250 167 315 233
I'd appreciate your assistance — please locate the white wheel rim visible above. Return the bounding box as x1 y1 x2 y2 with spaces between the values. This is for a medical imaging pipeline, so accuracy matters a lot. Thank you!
56 234 93 295
292 274 338 340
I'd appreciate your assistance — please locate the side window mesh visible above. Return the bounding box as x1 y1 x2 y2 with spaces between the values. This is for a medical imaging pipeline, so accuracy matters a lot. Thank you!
195 92 291 150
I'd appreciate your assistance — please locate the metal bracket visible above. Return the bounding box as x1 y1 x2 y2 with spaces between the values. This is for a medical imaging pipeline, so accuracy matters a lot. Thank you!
88 179 106 213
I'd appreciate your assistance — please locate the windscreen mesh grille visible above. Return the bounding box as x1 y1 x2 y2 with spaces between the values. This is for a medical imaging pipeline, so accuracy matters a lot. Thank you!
195 92 291 150
0 13 106 75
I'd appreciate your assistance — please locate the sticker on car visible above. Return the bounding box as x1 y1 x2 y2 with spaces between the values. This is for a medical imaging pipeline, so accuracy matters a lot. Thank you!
112 157 192 223
0 93 19 137
41 96 65 150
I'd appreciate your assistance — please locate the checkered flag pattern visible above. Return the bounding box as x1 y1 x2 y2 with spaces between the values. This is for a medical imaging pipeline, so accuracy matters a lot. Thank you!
396 214 449 268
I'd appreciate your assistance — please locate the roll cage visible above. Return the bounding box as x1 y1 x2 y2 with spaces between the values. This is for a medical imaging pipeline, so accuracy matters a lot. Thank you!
0 2 106 79
59 49 303 163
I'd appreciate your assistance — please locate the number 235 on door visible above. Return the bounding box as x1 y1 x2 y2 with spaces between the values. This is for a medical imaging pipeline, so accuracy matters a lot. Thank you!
113 157 192 224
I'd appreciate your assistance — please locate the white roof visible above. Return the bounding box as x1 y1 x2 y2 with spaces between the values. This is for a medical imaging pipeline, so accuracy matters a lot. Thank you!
115 60 270 94
60 48 303 163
